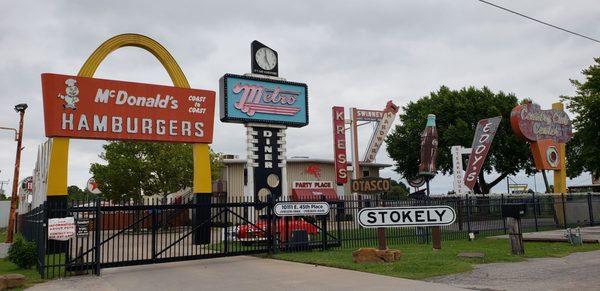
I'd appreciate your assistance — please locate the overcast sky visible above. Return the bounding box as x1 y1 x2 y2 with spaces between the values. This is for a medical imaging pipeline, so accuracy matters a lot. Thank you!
0 0 598 194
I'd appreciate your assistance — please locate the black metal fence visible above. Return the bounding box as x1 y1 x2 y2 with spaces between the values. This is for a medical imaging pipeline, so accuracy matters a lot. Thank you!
19 192 600 278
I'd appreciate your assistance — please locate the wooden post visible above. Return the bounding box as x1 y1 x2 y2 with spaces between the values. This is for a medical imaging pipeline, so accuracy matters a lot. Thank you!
506 217 524 255
377 228 387 250
432 226 441 250
376 196 386 250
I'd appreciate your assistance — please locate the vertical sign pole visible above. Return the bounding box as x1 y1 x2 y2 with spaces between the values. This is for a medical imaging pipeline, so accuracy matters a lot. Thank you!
552 102 567 194
350 108 361 187
246 125 257 222
6 109 25 243
427 178 442 250
278 129 288 198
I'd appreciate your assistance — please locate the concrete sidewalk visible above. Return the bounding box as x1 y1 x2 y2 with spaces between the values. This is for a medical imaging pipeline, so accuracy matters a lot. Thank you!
30 256 465 291
492 226 600 243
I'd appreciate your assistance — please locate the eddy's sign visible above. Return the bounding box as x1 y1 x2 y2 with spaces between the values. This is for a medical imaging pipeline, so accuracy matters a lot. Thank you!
463 116 501 190
219 74 308 127
510 103 572 170
42 73 215 143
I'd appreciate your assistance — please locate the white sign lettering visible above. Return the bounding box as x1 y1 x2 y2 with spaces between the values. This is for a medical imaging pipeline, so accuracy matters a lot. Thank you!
274 202 330 216
48 217 76 241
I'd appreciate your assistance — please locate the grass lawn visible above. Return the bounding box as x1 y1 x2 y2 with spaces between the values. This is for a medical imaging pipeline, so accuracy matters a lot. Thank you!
270 238 600 280
0 228 45 289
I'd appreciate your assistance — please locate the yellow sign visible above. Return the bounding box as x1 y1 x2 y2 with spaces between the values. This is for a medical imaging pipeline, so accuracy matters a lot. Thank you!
46 34 212 196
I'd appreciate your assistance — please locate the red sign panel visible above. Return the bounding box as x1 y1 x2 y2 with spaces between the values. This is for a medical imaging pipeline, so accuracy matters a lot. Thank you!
42 73 215 143
464 117 502 190
332 106 348 184
510 103 572 143
510 103 572 170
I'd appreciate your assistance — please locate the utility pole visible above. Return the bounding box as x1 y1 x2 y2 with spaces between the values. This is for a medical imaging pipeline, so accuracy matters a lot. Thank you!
5 103 28 243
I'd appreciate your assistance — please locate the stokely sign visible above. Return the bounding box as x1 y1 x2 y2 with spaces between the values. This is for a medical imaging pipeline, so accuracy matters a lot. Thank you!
357 206 456 228
332 106 348 184
42 73 215 143
219 74 308 127
350 177 391 194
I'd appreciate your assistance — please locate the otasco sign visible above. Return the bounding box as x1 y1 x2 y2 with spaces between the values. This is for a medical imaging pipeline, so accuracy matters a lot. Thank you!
350 177 391 193
42 73 216 143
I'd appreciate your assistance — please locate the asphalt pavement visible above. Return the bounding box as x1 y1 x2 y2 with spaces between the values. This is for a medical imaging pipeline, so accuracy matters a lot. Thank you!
30 256 466 291
427 249 600 291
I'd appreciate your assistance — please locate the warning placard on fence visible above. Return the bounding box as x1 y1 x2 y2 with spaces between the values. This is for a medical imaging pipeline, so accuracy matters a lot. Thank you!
48 217 76 241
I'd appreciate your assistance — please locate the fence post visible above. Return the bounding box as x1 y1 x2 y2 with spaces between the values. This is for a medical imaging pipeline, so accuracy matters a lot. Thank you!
151 200 157 262
321 195 328 251
561 193 567 228
94 197 101 276
501 194 506 234
224 200 229 254
40 201 48 279
588 192 594 226
466 194 472 236
266 195 274 254
532 192 539 231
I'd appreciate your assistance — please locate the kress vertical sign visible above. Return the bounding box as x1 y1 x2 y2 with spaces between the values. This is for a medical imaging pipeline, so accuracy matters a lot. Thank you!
332 107 348 184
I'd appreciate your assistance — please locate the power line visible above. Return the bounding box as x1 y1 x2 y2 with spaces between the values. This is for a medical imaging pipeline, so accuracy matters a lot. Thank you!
477 0 600 44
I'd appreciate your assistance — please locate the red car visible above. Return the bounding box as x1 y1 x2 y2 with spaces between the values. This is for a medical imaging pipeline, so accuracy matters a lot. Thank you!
235 218 318 244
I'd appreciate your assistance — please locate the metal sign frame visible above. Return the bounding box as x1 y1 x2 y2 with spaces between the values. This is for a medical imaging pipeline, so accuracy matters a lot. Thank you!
357 205 456 228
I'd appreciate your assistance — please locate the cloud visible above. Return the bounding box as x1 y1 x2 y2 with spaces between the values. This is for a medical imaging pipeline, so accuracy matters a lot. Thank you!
0 0 598 193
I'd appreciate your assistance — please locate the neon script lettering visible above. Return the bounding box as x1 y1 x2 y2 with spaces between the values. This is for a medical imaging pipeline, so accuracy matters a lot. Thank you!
233 83 300 117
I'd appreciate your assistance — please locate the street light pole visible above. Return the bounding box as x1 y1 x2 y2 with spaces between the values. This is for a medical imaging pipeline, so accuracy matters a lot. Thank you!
6 103 28 243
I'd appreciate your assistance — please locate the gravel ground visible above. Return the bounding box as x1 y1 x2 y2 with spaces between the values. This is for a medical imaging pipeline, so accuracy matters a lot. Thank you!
427 249 600 291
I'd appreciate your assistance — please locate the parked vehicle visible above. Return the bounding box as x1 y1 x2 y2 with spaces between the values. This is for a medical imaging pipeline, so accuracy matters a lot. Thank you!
233 217 318 245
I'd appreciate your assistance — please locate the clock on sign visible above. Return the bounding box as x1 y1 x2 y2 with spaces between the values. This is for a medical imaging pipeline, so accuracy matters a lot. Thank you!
251 40 279 77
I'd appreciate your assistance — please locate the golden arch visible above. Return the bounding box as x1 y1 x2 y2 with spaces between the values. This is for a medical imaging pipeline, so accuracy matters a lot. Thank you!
46 33 212 196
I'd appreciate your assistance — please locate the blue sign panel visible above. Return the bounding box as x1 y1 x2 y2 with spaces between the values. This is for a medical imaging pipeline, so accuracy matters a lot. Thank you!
219 74 308 127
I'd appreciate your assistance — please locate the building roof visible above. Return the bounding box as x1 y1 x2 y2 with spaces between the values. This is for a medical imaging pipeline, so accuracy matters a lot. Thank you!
222 157 391 168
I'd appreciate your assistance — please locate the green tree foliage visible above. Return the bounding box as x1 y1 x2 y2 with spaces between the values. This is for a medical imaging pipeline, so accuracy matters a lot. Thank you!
382 180 410 200
90 142 223 201
386 86 533 194
563 57 600 180
67 185 98 201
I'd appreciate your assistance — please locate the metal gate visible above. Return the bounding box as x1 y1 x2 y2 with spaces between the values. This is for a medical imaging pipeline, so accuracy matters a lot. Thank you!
31 195 340 278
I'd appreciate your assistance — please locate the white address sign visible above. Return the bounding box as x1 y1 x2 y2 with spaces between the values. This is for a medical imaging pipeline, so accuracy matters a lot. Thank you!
357 206 456 228
274 202 330 217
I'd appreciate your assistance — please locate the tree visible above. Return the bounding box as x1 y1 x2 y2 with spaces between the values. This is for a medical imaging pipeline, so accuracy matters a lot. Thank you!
67 185 98 201
563 57 600 180
382 180 409 200
90 141 223 202
386 86 534 194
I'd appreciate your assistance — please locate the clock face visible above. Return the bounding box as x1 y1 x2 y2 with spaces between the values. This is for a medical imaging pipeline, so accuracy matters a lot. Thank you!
255 47 277 70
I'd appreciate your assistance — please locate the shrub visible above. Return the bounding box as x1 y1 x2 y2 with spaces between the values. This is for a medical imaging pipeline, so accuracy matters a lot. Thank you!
8 234 38 269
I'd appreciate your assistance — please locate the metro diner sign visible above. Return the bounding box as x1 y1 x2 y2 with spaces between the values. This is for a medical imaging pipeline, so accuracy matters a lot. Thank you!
219 74 308 127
